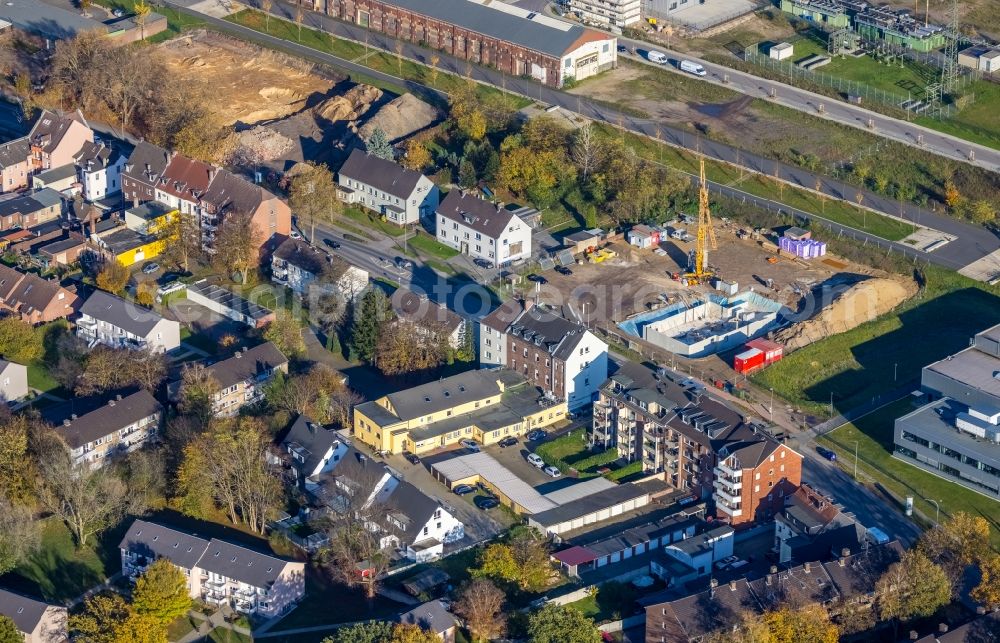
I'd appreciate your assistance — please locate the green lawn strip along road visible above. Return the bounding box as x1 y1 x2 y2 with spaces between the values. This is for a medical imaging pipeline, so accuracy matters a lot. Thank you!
342 206 404 237
406 229 460 260
817 399 1000 550
916 79 1000 151
753 266 1000 416
226 10 530 108
592 122 914 241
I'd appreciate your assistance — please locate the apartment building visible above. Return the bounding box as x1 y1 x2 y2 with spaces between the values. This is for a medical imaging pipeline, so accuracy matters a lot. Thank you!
74 141 126 202
436 190 532 267
893 323 1000 499
203 343 289 417
120 519 305 618
121 141 171 205
571 0 641 28
0 263 81 324
278 414 350 489
336 149 439 225
308 0 617 87
77 290 181 352
43 390 162 469
353 369 567 455
479 300 607 411
199 168 291 253
0 137 32 193
28 109 93 172
271 236 369 299
0 588 67 643
592 361 801 526
774 483 862 564
392 288 466 350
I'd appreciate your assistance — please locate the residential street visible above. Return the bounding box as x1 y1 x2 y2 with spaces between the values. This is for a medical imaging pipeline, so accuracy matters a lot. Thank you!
169 0 1000 278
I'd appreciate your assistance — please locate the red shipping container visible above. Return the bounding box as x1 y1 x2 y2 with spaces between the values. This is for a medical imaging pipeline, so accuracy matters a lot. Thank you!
734 348 765 374
746 338 783 364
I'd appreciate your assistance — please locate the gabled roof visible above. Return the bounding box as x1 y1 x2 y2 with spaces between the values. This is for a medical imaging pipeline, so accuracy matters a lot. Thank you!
819 541 903 601
158 154 213 202
272 237 350 281
28 109 89 155
198 538 294 588
392 288 463 333
280 414 342 476
79 290 167 337
201 168 269 216
0 587 58 635
387 479 446 544
437 190 521 240
0 136 29 169
123 141 171 188
0 263 72 317
747 560 840 609
480 298 525 333
204 343 288 390
658 579 760 641
338 149 427 200
508 304 588 361
0 192 56 219
74 141 120 172
43 389 162 449
119 519 210 570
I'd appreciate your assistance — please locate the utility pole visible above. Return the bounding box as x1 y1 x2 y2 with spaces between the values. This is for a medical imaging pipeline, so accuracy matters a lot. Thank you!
853 440 859 479
926 498 942 525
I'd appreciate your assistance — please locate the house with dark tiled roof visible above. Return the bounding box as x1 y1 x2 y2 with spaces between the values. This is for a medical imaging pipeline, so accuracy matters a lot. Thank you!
0 136 32 193
278 414 350 489
0 262 81 324
0 587 67 643
775 483 863 565
77 290 180 352
119 519 305 618
28 109 93 172
399 599 459 642
0 188 63 231
199 168 291 253
271 236 368 299
122 141 171 206
74 141 126 202
337 148 438 226
391 287 466 350
435 190 531 266
200 343 289 418
42 389 162 469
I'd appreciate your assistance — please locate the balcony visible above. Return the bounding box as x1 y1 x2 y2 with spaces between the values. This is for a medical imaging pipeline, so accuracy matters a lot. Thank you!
715 461 743 480
713 480 742 504
716 498 743 518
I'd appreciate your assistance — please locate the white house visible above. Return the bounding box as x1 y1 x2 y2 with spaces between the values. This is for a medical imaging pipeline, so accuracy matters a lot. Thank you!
74 141 125 202
337 149 439 226
279 414 350 490
387 480 465 562
436 191 532 267
271 236 368 300
120 519 305 618
77 290 181 353
0 588 67 643
0 359 28 403
655 524 735 578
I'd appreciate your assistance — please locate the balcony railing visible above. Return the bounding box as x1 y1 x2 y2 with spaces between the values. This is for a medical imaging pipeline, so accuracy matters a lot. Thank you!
714 461 743 480
713 481 742 504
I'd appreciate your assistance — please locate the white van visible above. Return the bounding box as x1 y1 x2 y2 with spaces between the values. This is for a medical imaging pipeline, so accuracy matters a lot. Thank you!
680 60 707 76
647 50 668 64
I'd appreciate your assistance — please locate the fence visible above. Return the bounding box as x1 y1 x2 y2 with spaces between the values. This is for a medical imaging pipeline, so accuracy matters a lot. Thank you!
743 46 972 120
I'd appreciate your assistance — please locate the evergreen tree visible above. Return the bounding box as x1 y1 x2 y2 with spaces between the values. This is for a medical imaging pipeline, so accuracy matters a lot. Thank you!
365 128 394 161
0 616 20 643
350 288 392 364
458 158 477 189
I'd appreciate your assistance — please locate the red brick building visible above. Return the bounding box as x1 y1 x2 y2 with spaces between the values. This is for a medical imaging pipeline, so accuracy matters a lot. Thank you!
302 0 617 87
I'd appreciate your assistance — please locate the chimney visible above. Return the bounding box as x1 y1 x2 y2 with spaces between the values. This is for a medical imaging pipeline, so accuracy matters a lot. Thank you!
116 393 122 401
765 572 772 586
938 624 949 634
709 578 717 598
70 413 78 420
729 580 737 591
803 561 811 574
108 400 116 407
235 352 242 359
976 606 987 616
63 419 71 426
770 565 778 574
909 632 918 641
841 547 851 557
242 346 248 352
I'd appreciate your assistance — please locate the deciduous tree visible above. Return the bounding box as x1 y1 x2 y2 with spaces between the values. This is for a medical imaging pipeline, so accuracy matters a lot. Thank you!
265 364 349 424
971 553 1000 610
876 550 950 629
401 138 431 171
0 411 35 503
213 210 259 285
375 320 446 376
157 212 201 273
96 261 130 295
392 624 438 643
260 0 273 32
571 123 603 184
288 162 338 243
473 527 552 591
0 317 41 364
132 558 192 625
968 200 996 225
454 578 505 643
321 621 394 643
177 363 221 428
75 347 167 396
263 310 306 360
526 604 601 643
134 0 152 40
71 593 166 643
0 498 39 575
0 616 20 643
919 511 992 592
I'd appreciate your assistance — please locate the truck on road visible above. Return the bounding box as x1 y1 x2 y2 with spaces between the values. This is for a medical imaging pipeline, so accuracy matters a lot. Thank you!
680 60 707 76
647 50 668 64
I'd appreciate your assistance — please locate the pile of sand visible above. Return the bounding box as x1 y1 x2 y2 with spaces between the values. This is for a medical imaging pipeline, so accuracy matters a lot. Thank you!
313 85 382 123
358 93 439 143
225 126 295 163
775 277 918 350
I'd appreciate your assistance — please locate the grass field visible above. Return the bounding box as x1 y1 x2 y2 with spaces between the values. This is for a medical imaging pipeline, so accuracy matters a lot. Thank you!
166 614 200 641
818 400 1000 549
563 581 644 624
754 266 1000 415
9 519 117 602
535 428 620 477
207 628 252 643
266 567 404 632
917 80 1000 150
405 229 460 260
226 10 530 108
341 206 405 237
593 123 915 241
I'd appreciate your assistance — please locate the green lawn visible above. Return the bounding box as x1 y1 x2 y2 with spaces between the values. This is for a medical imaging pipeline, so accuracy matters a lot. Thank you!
406 230 460 260
207 628 252 643
226 10 530 108
27 361 60 393
266 567 404 632
166 614 200 641
342 206 405 237
917 80 1000 151
535 428 619 477
563 581 643 624
818 400 1000 549
9 518 116 602
592 123 914 242
753 266 1000 415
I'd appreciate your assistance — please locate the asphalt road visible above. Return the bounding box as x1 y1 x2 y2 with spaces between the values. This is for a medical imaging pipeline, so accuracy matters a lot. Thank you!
169 0 1000 275
615 38 1000 173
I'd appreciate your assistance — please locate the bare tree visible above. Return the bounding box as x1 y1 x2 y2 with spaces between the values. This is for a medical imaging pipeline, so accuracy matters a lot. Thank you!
35 430 130 547
570 123 603 183
0 498 39 575
260 0 273 32
265 364 347 424
75 347 167 396
213 210 260 285
177 363 221 428
288 163 338 244
454 578 506 643
295 5 304 41
103 46 161 136
158 212 202 274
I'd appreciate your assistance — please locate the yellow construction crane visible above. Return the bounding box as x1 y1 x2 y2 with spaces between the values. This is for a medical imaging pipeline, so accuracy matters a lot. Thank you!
684 157 717 284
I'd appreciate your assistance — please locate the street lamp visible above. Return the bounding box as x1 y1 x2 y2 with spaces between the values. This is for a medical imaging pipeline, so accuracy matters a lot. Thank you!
925 498 942 526
768 387 774 420
894 362 898 382
852 440 859 480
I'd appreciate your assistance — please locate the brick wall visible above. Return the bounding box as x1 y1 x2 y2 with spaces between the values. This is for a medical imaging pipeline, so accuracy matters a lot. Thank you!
735 444 802 526
508 335 566 400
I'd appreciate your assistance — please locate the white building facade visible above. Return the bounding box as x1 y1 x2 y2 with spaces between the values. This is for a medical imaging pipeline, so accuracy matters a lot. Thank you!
337 149 439 226
77 291 181 353
569 0 642 27
436 191 532 267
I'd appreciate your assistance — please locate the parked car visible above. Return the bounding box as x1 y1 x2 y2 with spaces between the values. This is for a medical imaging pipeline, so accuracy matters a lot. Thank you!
617 45 628 53
526 453 545 468
816 446 837 462
141 262 159 275
290 230 302 239
527 430 546 441
323 238 341 250
453 484 475 495
715 555 739 570
527 274 548 284
543 465 562 478
498 436 519 448
459 439 480 452
555 265 573 275
394 256 414 270
402 451 420 465
473 257 493 269
729 560 749 571
476 496 500 510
